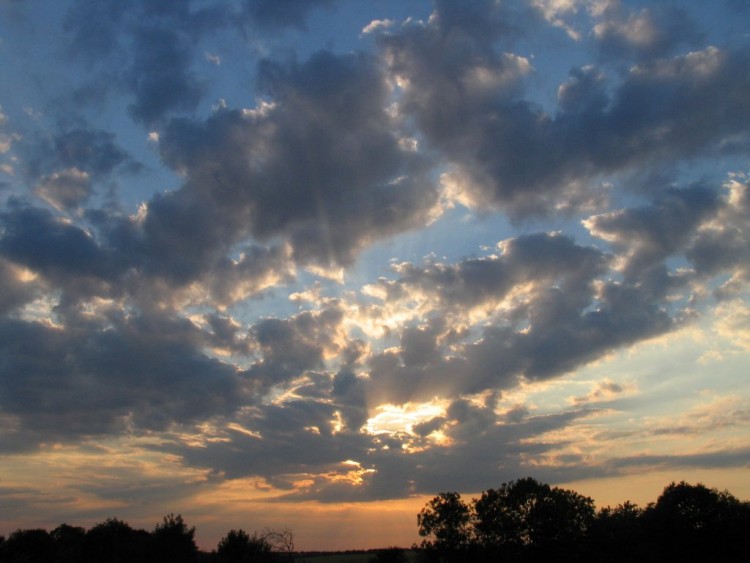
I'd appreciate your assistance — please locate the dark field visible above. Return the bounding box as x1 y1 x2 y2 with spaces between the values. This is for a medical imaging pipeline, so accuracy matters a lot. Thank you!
298 550 417 563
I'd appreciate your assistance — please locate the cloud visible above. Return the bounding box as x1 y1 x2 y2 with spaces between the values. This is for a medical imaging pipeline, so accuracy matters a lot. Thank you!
60 0 342 126
63 0 229 124
0 200 117 286
592 2 703 62
572 379 631 405
584 185 721 282
361 232 635 401
0 257 40 315
34 168 92 210
245 302 347 388
63 0 129 63
241 0 337 30
154 49 439 269
22 127 134 182
0 311 244 451
0 0 748 513
126 26 206 125
164 390 604 502
377 2 750 217
606 447 750 472
687 175 750 297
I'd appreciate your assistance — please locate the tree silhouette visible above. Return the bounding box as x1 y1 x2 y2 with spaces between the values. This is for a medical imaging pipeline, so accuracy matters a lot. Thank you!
588 501 644 562
417 491 472 562
644 481 750 561
370 546 408 563
472 477 594 561
216 529 274 563
50 524 86 563
85 517 151 563
1 528 56 562
151 513 198 563
263 527 295 561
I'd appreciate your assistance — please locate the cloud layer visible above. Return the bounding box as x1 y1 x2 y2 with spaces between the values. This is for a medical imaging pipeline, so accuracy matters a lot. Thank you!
0 0 748 525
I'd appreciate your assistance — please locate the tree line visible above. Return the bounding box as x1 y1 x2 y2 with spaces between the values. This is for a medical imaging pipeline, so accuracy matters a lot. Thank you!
416 478 750 562
2 478 748 562
0 514 295 563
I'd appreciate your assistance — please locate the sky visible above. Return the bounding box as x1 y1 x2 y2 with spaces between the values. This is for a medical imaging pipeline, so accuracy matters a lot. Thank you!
0 0 749 551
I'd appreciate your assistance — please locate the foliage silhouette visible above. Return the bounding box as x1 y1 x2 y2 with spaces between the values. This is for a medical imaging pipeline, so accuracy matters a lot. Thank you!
216 529 274 563
85 518 151 563
1 479 748 562
263 527 295 561
152 513 199 563
370 546 409 563
50 524 87 563
417 478 749 563
473 477 595 561
1 528 56 563
416 491 472 562
587 501 644 562
641 481 750 562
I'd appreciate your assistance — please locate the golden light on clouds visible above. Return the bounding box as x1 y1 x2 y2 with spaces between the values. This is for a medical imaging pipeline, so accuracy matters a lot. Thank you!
365 399 448 437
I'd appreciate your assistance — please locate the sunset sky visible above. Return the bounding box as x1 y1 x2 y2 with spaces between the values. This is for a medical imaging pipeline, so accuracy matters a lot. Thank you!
1 0 749 551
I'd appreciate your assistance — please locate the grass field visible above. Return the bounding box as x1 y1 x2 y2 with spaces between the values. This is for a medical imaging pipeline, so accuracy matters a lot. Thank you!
298 554 372 563
297 550 418 563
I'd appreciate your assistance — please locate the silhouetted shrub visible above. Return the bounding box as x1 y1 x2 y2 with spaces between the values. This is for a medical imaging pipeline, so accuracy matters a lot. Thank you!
216 529 275 563
151 513 199 563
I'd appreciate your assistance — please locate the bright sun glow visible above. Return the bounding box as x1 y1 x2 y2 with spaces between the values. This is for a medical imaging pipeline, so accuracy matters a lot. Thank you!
365 399 448 436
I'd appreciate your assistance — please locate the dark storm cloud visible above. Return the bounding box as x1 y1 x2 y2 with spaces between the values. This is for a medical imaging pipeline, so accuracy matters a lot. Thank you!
34 168 92 210
0 200 116 283
585 185 721 282
126 26 205 125
22 127 134 181
686 176 750 297
63 0 128 63
63 0 226 124
128 189 238 285
362 178 747 409
154 49 438 268
268 403 599 502
170 399 374 485
0 312 243 451
606 446 750 472
0 194 295 312
1 0 747 512
202 244 295 308
61 0 341 125
593 3 703 62
163 391 602 502
397 406 600 496
376 2 750 217
245 302 345 388
330 340 370 431
241 0 337 30
0 257 39 315
363 228 686 403
382 233 606 311
204 314 250 355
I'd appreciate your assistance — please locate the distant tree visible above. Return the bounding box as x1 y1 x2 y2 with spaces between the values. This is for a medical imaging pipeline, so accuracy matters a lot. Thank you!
588 501 644 562
2 528 56 562
151 513 199 563
370 546 408 563
472 477 594 561
263 527 295 561
417 492 472 562
50 523 86 563
216 529 274 563
644 481 750 562
85 517 151 563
